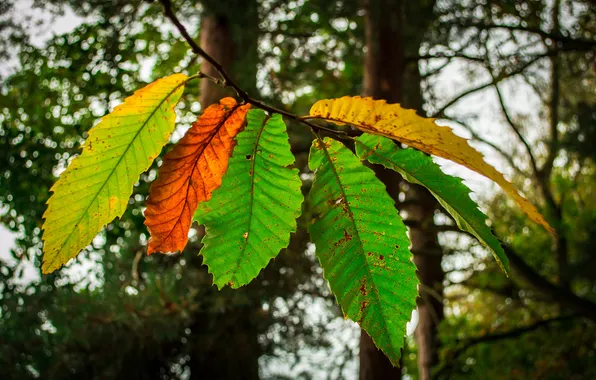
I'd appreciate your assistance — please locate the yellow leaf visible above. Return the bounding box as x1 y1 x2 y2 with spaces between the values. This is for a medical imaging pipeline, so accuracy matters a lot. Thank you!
42 74 188 273
309 96 554 234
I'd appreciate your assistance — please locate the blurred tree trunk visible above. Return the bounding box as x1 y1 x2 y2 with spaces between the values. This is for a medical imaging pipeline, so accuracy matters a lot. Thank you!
199 14 235 106
360 1 442 379
401 2 443 378
358 1 403 379
189 3 261 379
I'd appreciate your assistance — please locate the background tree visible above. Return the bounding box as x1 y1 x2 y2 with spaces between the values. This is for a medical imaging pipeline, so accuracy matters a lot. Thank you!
0 1 343 378
417 0 596 378
0 0 594 379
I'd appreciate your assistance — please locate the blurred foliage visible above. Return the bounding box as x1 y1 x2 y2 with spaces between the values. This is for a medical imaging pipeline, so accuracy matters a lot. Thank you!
0 0 361 378
430 1 596 379
1 0 595 378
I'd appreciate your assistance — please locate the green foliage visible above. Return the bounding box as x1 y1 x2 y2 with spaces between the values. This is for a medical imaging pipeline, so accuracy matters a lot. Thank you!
5 0 582 376
355 134 508 273
195 109 303 288
35 73 531 362
308 137 418 365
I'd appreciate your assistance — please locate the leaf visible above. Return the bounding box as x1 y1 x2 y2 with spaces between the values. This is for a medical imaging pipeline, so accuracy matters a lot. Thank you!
144 97 251 254
195 110 302 288
308 137 418 365
42 74 188 273
356 134 509 273
309 96 554 234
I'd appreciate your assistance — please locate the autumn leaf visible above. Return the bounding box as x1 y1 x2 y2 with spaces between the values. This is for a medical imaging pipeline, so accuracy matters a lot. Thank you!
42 73 188 273
195 110 303 288
356 134 509 274
309 96 554 234
144 97 251 254
308 137 418 366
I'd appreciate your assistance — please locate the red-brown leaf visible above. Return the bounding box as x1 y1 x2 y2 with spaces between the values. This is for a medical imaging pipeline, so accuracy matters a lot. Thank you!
144 97 250 254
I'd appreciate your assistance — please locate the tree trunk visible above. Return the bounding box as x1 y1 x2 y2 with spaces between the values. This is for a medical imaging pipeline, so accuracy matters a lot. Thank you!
360 1 443 379
406 186 443 380
189 4 261 379
199 14 235 106
359 1 404 379
401 17 444 380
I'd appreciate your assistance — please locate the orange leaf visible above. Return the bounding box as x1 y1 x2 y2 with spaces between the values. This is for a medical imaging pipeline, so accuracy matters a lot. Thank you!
144 98 250 254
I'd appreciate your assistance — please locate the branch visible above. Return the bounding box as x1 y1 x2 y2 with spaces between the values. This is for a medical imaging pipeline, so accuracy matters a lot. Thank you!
450 20 596 51
157 0 348 139
492 83 539 176
435 314 577 378
505 245 596 321
405 219 596 322
407 52 486 63
430 55 542 118
448 117 530 178
411 49 574 64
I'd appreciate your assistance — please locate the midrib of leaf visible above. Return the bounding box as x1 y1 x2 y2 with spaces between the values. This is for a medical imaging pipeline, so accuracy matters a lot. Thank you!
156 103 241 246
315 137 392 354
51 78 191 261
232 114 268 279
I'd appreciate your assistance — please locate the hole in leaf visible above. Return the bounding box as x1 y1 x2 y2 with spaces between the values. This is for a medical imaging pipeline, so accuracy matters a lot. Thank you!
246 155 252 160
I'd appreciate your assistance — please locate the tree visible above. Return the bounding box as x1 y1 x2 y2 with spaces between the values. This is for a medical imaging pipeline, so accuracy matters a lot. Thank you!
0 1 333 378
416 0 596 377
2 0 590 379
359 1 444 379
40 0 551 370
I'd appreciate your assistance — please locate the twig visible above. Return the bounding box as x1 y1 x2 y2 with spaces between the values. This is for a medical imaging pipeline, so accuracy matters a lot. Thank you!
450 19 596 51
158 0 348 138
430 55 543 118
447 117 530 178
131 249 143 284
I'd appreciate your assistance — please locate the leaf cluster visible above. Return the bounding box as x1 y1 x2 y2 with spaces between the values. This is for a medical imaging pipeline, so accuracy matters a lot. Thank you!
40 76 553 362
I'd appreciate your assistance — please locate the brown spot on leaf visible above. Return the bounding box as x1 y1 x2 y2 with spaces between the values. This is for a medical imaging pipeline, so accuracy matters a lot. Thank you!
343 229 352 242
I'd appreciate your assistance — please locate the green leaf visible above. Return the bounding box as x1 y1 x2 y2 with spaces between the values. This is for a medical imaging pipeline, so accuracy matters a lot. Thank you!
195 109 303 289
355 134 509 273
308 137 418 365
42 74 188 273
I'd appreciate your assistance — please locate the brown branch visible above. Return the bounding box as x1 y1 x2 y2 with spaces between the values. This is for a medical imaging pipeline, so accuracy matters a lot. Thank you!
448 117 530 178
505 245 596 321
492 83 540 177
435 314 577 379
158 0 347 138
131 249 143 284
404 218 596 322
430 55 542 118
450 20 596 51
411 49 575 64
407 52 486 63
